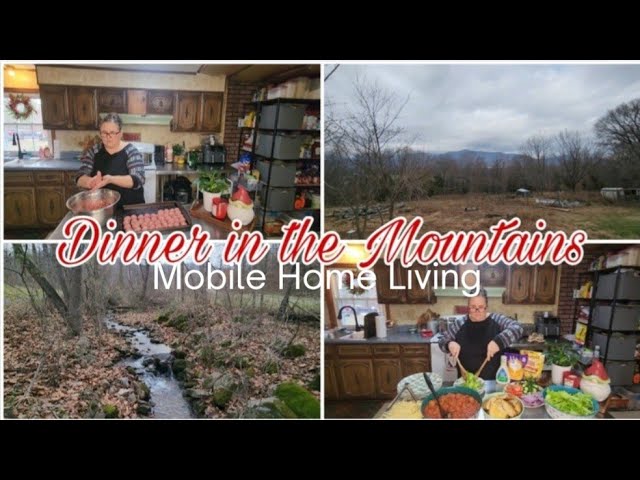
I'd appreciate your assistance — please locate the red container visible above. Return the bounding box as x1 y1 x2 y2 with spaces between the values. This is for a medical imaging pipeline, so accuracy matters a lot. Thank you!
563 372 581 388
211 197 228 220
420 329 433 338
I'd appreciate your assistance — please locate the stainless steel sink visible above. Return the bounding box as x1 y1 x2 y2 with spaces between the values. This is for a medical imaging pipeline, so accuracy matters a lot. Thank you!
5 157 39 166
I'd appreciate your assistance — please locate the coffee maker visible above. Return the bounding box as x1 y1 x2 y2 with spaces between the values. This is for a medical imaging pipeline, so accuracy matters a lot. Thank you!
202 144 226 166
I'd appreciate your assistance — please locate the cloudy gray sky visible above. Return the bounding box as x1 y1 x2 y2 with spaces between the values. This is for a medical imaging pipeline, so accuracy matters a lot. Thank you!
325 63 640 153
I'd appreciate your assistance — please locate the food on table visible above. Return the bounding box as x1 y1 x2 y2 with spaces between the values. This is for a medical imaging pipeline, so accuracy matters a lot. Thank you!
506 353 528 381
521 392 545 408
504 382 524 397
382 401 422 419
545 389 595 416
123 208 187 232
460 372 484 391
521 350 545 379
483 394 523 419
78 198 114 211
423 393 480 419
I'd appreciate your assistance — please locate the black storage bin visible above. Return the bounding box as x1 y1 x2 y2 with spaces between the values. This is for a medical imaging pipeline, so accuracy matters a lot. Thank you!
258 104 306 130
256 160 295 187
592 304 640 331
596 270 640 300
592 332 637 361
604 360 635 386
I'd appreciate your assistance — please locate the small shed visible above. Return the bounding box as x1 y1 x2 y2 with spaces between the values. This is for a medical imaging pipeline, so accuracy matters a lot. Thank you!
515 188 530 198
601 187 625 201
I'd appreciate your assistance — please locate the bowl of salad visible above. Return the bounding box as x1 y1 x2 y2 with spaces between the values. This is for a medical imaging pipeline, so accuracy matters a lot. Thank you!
543 385 598 419
453 372 485 397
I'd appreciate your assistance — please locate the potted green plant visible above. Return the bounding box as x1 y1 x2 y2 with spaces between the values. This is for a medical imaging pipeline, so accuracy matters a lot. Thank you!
545 343 579 385
197 171 229 212
172 144 185 164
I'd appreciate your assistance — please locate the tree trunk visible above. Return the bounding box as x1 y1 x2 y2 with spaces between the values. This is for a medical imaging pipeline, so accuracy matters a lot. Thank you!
277 264 299 321
139 263 151 301
67 266 83 335
12 244 84 335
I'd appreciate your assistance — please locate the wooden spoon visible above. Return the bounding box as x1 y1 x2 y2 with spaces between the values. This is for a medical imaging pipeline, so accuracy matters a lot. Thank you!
455 357 469 378
475 357 490 377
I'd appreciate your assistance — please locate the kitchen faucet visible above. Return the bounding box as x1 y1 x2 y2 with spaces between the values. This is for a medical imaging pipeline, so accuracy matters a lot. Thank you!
337 306 362 332
12 133 23 159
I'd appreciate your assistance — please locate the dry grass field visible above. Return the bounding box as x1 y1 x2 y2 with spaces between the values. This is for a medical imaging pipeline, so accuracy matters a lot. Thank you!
326 192 640 240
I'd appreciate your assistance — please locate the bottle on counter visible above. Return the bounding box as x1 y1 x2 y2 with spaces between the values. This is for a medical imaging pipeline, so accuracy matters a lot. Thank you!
593 345 600 363
165 143 173 163
496 355 510 391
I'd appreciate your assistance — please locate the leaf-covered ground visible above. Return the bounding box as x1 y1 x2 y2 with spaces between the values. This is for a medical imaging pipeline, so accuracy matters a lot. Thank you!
116 303 320 418
4 301 142 419
4 298 320 419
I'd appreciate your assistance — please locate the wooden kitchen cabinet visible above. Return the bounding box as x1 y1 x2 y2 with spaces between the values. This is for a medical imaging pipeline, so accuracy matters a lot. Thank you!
402 358 431 377
127 89 147 114
374 260 436 304
532 264 558 304
98 88 127 113
69 87 98 130
172 92 201 132
373 359 403 397
5 171 74 230
36 187 66 226
41 85 98 130
503 265 558 304
504 265 533 304
4 187 37 227
325 342 431 401
336 359 376 399
147 90 174 114
324 361 340 401
401 265 434 304
40 85 71 129
200 93 223 131
373 260 405 303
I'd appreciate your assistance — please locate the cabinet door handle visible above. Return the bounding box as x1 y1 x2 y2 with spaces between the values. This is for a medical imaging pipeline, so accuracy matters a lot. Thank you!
16 203 21 217
518 277 522 289
50 199 54 213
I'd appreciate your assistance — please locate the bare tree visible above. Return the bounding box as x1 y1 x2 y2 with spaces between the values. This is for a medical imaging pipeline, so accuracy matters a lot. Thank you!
12 244 83 335
595 98 640 186
520 134 552 191
555 130 597 191
325 77 425 235
595 98 640 160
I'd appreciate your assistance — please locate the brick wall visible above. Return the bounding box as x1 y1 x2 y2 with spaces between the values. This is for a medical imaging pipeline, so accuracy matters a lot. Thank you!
224 81 257 164
557 245 615 334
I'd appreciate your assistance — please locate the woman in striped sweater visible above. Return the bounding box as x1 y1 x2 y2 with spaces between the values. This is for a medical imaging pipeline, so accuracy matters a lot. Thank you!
438 288 523 380
76 113 145 208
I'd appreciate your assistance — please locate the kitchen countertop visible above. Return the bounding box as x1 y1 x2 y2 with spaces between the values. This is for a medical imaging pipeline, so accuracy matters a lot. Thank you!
325 326 441 344
154 164 233 175
46 210 236 240
4 158 80 170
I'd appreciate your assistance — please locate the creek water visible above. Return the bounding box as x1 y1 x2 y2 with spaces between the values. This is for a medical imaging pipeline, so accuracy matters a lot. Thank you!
105 315 193 419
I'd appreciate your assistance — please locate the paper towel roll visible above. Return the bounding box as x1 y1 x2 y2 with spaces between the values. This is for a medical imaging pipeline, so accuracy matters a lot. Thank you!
376 316 387 338
53 140 60 159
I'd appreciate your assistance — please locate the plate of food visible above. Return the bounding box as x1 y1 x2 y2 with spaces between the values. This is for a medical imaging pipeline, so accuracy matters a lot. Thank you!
482 392 524 419
519 377 544 408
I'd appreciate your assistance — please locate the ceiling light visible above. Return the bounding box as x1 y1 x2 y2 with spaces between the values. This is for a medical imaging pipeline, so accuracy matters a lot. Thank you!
7 66 16 77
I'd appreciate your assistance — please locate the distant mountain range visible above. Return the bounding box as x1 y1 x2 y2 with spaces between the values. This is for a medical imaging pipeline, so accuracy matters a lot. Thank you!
436 149 520 163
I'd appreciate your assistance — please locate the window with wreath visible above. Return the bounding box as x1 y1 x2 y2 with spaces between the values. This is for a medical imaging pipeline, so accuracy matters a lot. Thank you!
328 268 383 328
3 93 51 155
